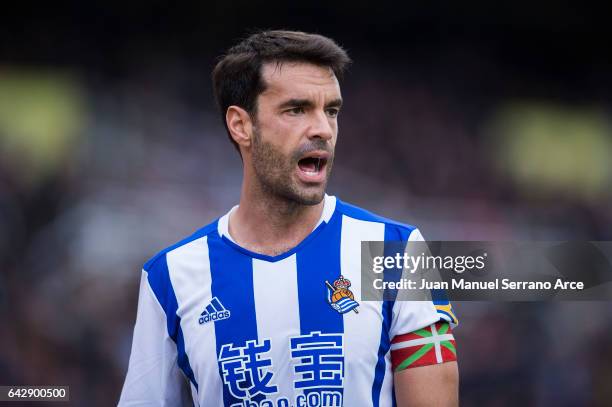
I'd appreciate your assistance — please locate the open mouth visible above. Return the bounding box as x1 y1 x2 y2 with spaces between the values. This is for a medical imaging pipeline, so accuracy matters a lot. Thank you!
296 152 329 182
298 156 327 174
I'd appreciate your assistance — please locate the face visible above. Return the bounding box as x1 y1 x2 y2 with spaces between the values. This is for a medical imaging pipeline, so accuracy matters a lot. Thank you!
249 62 342 205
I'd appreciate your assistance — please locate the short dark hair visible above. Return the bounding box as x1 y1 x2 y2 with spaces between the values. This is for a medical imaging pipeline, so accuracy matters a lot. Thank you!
212 30 351 151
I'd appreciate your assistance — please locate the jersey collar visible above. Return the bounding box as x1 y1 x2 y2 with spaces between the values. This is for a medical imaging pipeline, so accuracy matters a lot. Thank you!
217 194 337 243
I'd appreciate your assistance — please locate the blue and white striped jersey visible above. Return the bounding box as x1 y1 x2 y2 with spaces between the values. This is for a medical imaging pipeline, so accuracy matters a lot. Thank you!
119 195 455 407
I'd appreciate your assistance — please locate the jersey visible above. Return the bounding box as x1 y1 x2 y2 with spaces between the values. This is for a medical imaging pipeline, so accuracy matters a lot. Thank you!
118 195 457 407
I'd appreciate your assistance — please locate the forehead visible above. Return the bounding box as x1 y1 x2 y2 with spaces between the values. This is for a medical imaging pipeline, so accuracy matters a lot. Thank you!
259 62 341 101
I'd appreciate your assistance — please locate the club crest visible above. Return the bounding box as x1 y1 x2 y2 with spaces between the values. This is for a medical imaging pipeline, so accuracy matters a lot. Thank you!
325 275 359 314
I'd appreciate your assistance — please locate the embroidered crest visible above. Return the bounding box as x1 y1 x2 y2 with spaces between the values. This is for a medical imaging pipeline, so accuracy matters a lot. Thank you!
325 275 359 314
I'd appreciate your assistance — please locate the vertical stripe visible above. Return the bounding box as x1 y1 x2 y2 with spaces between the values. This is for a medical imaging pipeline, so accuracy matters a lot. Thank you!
296 212 344 401
252 255 301 401
374 303 393 407
340 215 386 407
208 231 259 406
166 236 224 406
296 212 344 335
371 224 413 407
146 254 198 392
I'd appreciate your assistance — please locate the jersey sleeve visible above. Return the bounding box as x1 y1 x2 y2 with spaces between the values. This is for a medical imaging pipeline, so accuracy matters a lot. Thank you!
118 270 193 406
388 228 458 371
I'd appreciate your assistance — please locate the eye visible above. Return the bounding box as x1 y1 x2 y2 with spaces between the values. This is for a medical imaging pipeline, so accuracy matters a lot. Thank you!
326 108 340 118
286 107 305 115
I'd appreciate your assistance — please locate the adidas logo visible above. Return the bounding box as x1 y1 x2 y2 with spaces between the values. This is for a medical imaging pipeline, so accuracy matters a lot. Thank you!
199 297 231 325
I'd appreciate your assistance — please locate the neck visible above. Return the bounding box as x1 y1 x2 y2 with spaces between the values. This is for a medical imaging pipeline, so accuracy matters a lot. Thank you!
229 180 325 256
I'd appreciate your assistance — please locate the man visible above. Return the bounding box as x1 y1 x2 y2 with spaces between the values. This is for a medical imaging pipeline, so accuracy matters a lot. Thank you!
119 30 458 407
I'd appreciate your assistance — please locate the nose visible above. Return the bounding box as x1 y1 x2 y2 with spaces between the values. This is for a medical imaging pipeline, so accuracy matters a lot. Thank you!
306 110 334 141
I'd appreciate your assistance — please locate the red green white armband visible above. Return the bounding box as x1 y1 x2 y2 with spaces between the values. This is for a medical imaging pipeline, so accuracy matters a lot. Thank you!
391 321 457 371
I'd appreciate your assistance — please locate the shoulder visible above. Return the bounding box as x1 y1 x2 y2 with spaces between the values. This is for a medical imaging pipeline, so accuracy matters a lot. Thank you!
143 219 219 273
334 198 422 241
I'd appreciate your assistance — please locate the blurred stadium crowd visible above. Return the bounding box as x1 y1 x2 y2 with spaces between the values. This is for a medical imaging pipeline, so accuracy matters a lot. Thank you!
1 3 612 406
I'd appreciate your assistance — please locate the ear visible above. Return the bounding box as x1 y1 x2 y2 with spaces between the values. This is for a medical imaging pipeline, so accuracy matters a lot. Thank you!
226 105 254 149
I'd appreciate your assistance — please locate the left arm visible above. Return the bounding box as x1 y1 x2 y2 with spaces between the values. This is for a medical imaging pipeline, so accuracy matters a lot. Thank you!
391 228 459 406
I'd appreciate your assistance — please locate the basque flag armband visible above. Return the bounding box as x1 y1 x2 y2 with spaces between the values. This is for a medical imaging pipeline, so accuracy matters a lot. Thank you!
391 321 457 371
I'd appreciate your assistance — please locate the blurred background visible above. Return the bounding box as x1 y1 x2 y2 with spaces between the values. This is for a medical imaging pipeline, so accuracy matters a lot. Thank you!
1 2 611 406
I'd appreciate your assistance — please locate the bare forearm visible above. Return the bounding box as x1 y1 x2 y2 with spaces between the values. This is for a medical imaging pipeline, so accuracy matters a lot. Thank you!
394 361 459 407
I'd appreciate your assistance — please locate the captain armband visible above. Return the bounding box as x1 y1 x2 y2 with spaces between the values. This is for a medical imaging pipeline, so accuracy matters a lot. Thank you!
391 321 457 371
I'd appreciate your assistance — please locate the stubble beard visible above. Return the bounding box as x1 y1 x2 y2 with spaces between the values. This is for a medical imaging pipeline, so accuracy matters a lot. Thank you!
251 128 334 207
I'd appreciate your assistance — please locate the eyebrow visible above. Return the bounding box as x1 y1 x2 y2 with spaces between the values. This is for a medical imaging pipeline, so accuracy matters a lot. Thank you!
278 98 343 110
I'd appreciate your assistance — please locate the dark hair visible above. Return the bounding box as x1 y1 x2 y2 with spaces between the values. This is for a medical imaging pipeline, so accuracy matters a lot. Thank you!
212 30 351 151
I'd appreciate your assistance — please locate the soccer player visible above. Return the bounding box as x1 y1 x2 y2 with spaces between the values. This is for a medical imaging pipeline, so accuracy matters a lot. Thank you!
119 30 459 407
